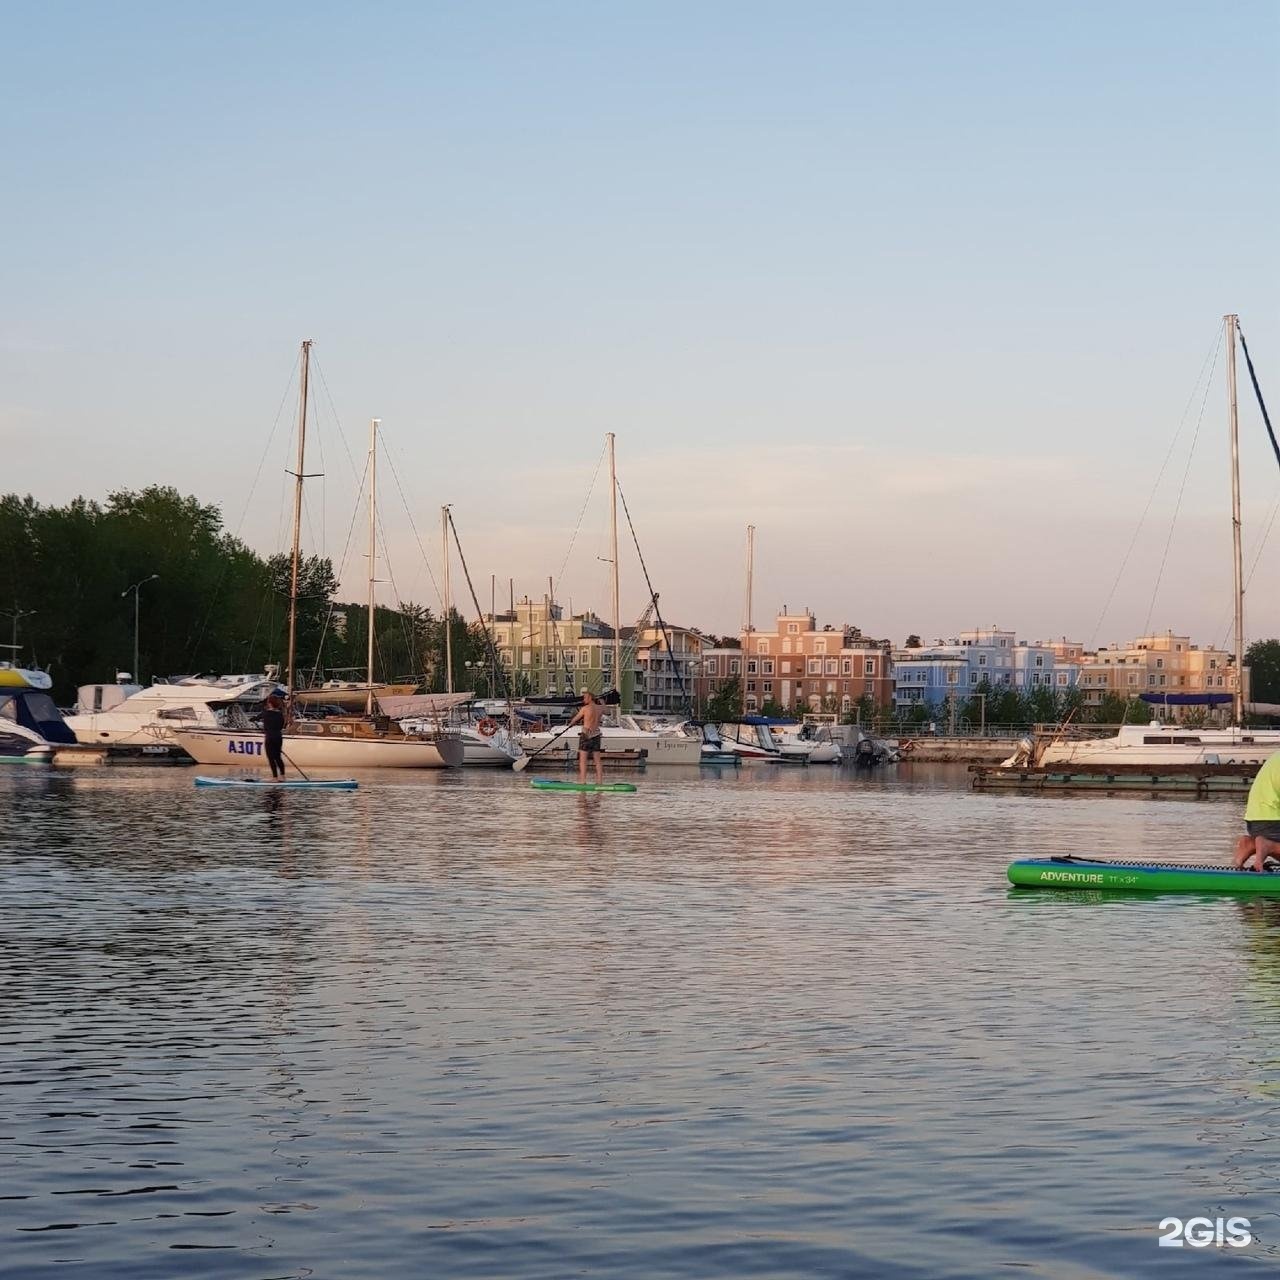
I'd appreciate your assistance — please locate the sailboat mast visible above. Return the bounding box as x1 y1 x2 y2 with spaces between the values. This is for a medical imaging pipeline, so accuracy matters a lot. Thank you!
442 505 453 695
608 432 622 707
1226 313 1245 723
366 418 379 716
285 339 312 696
744 524 755 646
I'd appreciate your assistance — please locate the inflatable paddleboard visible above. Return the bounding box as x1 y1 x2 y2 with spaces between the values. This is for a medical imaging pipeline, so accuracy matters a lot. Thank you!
194 776 358 790
531 778 637 793
1009 856 1280 896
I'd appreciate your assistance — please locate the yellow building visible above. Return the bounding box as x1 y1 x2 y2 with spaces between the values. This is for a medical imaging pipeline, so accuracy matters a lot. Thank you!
486 598 620 699
1078 632 1237 715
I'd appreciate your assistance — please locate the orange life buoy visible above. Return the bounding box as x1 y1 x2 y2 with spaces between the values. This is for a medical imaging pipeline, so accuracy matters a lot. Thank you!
477 717 499 738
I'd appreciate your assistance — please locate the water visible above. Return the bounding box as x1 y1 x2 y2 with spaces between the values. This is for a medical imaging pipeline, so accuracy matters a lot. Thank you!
2 763 1278 1277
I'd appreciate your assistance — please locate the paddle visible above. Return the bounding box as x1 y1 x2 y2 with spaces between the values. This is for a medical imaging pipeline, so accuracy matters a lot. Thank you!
279 745 312 782
512 720 577 773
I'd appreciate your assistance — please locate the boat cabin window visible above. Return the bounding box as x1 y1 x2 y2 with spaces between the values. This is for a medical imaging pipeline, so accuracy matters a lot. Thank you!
1142 735 1201 745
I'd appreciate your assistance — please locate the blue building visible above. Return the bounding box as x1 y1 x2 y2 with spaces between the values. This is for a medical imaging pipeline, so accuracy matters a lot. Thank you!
892 628 1081 712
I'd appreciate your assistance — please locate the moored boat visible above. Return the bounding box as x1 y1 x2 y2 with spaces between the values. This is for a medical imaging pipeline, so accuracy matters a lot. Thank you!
0 665 75 764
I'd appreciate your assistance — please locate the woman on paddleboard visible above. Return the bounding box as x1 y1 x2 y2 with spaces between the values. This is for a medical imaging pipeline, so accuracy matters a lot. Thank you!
262 693 287 780
1235 751 1280 873
568 690 605 786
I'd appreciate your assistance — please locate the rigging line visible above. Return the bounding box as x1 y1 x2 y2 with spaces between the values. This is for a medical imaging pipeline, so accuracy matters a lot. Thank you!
373 503 422 678
1087 325 1223 648
616 479 691 712
306 458 369 687
379 439 443 609
183 353 301 666
1238 324 1280 471
448 509 512 701
311 356 363 485
556 440 608 591
1140 342 1220 638
1215 487 1280 652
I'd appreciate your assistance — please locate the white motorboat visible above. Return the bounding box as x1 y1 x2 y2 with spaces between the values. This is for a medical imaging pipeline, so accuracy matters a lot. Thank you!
66 674 278 754
1012 722 1280 768
519 715 702 764
0 665 76 764
716 722 782 762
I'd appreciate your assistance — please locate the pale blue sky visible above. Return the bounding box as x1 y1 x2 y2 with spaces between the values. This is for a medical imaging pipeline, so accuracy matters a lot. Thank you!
3 1 1277 646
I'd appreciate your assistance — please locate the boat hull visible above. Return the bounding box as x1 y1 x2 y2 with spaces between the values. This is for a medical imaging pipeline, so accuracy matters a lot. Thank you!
518 727 701 764
1009 857 1280 896
170 729 464 769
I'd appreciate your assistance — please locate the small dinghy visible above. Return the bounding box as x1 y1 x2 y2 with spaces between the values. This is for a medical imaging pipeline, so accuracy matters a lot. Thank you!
194 776 358 790
530 778 637 794
1009 856 1280 896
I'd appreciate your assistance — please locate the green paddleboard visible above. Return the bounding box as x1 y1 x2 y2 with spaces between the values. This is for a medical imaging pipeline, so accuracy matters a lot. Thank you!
531 777 637 793
1009 857 1280 896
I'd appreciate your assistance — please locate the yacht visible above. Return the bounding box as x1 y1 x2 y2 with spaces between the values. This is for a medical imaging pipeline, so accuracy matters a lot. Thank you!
1010 721 1280 768
519 715 703 764
380 692 523 767
0 666 77 764
66 673 278 757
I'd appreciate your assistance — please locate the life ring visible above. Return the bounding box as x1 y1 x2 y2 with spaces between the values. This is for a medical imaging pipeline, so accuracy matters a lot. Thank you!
477 717 500 738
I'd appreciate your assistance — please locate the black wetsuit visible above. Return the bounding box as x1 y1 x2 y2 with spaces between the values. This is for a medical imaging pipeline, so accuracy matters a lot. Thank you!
262 707 286 778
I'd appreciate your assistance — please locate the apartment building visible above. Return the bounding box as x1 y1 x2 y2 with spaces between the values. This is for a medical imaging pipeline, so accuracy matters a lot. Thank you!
1077 632 1237 712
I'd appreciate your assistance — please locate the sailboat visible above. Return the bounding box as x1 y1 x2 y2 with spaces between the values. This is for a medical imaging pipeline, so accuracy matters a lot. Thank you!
517 434 703 765
1027 314 1280 768
171 345 463 770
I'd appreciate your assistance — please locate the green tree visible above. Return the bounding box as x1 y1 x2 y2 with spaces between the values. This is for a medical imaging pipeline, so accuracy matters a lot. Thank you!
1246 639 1280 703
703 676 743 721
904 634 922 648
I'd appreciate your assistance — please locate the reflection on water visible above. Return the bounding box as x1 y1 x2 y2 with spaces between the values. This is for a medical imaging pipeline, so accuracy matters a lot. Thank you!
2 764 1278 1277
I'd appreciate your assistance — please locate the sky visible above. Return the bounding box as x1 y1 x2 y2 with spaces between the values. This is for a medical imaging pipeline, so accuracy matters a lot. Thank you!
3 1 1278 649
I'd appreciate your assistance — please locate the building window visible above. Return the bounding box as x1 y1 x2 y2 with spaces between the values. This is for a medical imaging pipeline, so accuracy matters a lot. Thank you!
864 659 876 676
782 639 792 654
1148 674 1156 686
865 681 874 695
747 660 758 674
787 623 798 634
825 659 838 675
747 681 756 693
1056 673 1067 686
1210 659 1217 670
763 660 774 675
842 659 852 675
815 639 827 654
781 660 791 674
1128 674 1137 686
1034 656 1043 667
745 695 758 709
730 659 741 676
978 655 987 666
762 681 773 694
808 659 820 675
706 658 718 676
757 640 767 655
970 671 978 684
1156 658 1164 669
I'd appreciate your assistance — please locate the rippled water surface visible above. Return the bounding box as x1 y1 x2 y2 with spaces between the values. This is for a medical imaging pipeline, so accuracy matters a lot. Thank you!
3 763 1279 1277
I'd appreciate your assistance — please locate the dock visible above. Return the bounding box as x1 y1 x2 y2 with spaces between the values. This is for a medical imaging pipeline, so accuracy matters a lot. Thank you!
970 762 1258 795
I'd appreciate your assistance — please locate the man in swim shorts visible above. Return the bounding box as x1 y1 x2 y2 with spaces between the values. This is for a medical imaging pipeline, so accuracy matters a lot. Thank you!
569 689 605 785
1234 750 1280 872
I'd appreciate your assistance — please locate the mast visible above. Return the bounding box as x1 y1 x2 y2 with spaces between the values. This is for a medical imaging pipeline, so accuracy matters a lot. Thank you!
366 418 379 716
285 339 313 696
442 505 453 694
1227 313 1245 723
608 432 623 708
744 524 755 647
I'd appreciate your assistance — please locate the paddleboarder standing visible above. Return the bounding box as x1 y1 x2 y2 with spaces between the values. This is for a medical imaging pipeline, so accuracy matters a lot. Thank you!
568 690 605 785
1234 750 1280 872
262 693 287 780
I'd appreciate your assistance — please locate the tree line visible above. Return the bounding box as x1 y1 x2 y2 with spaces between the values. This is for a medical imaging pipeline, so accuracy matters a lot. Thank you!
0 487 491 702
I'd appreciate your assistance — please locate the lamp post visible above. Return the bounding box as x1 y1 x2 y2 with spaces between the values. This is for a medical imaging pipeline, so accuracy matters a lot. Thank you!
0 606 37 661
121 575 159 683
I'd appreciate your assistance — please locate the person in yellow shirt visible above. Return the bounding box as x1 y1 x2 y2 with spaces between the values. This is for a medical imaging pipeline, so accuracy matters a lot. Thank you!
1234 752 1280 872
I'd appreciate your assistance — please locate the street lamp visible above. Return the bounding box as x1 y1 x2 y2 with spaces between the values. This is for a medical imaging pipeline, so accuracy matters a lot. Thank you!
121 575 160 683
0 606 37 661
